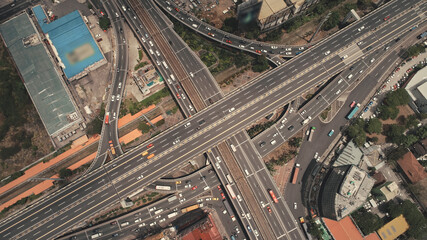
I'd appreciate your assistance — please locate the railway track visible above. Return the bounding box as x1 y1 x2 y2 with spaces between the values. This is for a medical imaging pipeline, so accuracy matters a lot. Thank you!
129 0 206 112
218 142 276 240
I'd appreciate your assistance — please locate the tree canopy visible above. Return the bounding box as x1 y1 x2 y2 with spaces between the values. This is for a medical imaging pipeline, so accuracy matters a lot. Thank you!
252 55 269 72
386 200 427 239
99 16 111 31
366 118 382 134
351 208 384 235
346 118 366 146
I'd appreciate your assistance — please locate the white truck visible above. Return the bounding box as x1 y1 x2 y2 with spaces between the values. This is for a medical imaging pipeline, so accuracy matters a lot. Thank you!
91 233 102 239
301 116 312 125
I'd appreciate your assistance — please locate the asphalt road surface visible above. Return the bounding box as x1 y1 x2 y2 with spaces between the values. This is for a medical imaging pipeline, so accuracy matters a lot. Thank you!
0 1 424 239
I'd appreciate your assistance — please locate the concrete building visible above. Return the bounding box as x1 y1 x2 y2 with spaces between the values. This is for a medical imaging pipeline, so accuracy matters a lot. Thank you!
319 165 375 220
379 182 400 201
0 13 81 138
237 0 320 31
405 66 427 113
333 141 364 167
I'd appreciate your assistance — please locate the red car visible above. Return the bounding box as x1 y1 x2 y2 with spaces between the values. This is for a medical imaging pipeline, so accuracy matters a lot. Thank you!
191 186 198 190
350 101 356 108
147 143 153 148
176 93 181 99
383 15 390 21
217 185 222 191
267 206 272 213
255 50 261 54
226 40 232 43
176 84 180 89
208 32 214 36
175 7 179 12
220 192 226 199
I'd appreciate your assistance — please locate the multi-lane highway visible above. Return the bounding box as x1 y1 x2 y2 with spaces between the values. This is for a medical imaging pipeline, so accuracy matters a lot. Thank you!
0 1 424 239
88 0 129 171
153 0 306 61
59 166 224 239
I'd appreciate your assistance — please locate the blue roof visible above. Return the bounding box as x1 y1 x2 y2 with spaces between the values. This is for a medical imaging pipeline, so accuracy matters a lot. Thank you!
32 7 104 79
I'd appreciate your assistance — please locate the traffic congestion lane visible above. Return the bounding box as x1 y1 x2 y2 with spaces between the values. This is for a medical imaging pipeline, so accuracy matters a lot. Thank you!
227 132 303 238
3 1 424 238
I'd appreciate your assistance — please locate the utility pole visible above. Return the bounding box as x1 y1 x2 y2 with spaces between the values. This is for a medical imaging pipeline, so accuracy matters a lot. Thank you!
309 12 332 43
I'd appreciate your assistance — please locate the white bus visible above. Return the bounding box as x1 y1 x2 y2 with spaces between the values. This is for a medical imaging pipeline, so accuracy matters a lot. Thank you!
226 174 233 184
155 185 171 191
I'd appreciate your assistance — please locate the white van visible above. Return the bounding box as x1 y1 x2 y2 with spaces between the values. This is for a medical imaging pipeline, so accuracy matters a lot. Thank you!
192 24 198 28
271 140 277 145
149 49 154 55
347 74 353 79
149 41 154 47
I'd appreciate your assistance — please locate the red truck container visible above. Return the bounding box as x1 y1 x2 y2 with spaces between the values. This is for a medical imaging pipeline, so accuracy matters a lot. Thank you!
292 164 300 184
105 112 110 125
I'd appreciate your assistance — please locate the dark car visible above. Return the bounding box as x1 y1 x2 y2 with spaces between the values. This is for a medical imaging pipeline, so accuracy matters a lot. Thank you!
259 141 266 147
288 125 294 131
112 233 119 237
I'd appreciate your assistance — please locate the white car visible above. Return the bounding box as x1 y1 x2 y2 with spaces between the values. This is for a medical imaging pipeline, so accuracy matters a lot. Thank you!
262 49 267 53
239 45 245 48
294 202 297 209
111 96 115 102
357 26 365 31
229 107 235 112
271 46 278 49
357 41 363 46
281 118 287 124
298 47 305 50
279 124 285 129
324 50 330 55
118 82 122 88
314 152 318 159
285 48 292 51
189 72 194 77
285 52 292 55
137 174 143 180
116 94 120 101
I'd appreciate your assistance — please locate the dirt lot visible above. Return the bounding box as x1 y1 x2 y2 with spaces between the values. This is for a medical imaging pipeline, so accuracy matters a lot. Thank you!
196 0 236 28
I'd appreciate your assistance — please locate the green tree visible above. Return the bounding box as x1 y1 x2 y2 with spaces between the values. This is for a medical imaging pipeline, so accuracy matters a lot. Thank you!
322 11 340 31
138 122 151 133
386 200 427 239
222 17 238 33
59 168 72 179
289 137 302 148
406 115 419 129
366 118 382 134
405 43 426 58
252 55 269 72
264 29 283 41
351 208 384 235
155 119 165 127
383 88 410 107
86 118 103 136
346 118 366 146
357 0 372 10
378 105 399 120
387 146 408 161
385 124 405 144
99 16 111 31
402 134 418 148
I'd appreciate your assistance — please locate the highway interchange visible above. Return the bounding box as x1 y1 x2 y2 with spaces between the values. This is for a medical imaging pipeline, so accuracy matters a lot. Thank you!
0 0 425 239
